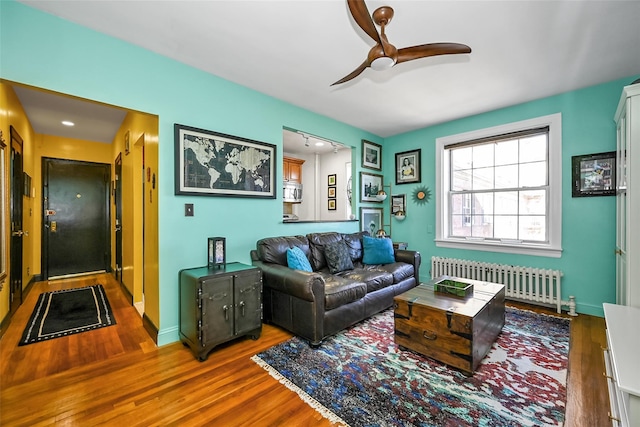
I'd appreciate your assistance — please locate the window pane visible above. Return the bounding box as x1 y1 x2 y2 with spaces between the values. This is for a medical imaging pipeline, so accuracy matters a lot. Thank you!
519 190 546 215
494 215 518 239
450 194 465 215
520 161 547 187
451 215 471 236
472 144 494 168
495 191 518 214
473 192 494 215
452 169 471 191
473 167 494 190
519 216 546 241
452 147 472 170
472 215 493 238
520 134 546 162
495 139 518 166
495 165 518 189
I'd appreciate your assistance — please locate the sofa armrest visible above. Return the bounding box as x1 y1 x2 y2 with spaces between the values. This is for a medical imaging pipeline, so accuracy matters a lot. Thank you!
394 249 421 281
252 260 325 303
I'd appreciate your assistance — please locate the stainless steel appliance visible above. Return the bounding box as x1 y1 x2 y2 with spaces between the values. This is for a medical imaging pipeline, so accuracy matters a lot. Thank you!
283 182 303 203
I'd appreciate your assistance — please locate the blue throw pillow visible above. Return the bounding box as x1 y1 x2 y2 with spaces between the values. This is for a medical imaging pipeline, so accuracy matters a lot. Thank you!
362 235 395 265
286 246 313 272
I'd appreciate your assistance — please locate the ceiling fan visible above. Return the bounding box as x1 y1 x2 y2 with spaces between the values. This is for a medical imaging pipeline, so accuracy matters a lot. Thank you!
332 0 471 86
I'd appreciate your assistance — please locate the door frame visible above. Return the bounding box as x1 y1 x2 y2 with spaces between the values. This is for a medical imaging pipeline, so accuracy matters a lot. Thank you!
9 126 24 315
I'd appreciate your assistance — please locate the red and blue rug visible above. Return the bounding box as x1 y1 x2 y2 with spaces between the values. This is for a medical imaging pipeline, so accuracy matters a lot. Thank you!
252 307 570 426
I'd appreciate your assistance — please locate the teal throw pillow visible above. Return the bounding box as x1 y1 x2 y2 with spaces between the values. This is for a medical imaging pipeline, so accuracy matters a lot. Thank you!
286 246 313 272
324 240 354 274
362 235 395 265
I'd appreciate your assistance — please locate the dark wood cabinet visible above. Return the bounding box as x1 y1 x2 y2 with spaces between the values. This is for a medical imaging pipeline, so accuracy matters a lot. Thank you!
179 263 262 361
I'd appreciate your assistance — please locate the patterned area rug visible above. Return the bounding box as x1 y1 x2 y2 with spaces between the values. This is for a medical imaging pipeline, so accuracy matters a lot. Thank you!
19 284 116 346
252 307 570 427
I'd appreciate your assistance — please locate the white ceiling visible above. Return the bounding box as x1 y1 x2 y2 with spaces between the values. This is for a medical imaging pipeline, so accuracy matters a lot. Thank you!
14 0 640 145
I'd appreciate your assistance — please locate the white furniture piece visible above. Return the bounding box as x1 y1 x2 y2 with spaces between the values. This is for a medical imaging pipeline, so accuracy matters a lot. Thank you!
615 83 640 306
603 303 640 426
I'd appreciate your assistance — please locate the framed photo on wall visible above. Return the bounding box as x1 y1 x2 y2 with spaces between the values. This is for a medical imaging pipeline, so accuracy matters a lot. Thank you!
328 174 336 186
360 171 383 202
391 194 406 214
174 123 276 198
395 149 421 185
362 140 382 170
571 151 616 197
328 187 336 198
328 199 337 210
360 207 383 235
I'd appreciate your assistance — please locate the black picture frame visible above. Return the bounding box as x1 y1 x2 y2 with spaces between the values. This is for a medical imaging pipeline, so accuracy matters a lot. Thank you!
395 149 421 185
360 172 384 203
391 194 406 215
360 207 383 234
571 151 616 197
208 237 226 268
175 123 276 198
328 174 336 186
328 199 336 210
328 187 336 198
362 139 382 170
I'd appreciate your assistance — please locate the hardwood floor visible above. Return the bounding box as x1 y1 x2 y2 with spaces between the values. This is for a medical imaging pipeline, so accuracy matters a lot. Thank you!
1 273 609 426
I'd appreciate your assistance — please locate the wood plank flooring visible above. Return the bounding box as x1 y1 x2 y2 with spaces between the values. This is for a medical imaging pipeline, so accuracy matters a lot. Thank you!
0 273 610 426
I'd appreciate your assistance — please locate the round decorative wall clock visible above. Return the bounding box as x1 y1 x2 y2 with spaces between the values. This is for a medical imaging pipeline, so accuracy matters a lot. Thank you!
412 186 431 205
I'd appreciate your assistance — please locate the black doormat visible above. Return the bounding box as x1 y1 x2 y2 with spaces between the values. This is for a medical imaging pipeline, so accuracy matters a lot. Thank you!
19 284 116 346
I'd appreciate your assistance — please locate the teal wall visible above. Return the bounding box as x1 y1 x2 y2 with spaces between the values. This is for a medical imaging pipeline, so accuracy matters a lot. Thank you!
2 1 636 343
383 76 639 317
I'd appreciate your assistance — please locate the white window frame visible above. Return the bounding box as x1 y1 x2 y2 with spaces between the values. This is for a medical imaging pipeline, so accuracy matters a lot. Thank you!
435 113 562 258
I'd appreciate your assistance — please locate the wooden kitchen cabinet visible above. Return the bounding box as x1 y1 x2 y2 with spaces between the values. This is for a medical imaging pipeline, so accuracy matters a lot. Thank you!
283 156 304 183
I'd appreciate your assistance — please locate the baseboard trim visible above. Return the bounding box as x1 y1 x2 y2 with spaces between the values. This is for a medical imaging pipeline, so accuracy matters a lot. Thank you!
142 313 159 343
117 278 134 305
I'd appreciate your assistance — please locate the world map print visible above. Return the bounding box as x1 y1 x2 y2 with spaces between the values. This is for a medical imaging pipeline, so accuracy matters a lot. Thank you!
180 131 273 196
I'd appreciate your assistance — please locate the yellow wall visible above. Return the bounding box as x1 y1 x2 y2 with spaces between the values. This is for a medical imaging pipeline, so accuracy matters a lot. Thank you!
111 111 159 328
0 82 36 323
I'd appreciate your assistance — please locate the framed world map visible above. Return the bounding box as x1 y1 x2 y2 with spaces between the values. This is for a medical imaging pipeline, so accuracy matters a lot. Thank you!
175 124 276 198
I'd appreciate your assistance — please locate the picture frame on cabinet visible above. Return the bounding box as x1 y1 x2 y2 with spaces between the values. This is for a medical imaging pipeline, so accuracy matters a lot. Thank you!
571 151 616 197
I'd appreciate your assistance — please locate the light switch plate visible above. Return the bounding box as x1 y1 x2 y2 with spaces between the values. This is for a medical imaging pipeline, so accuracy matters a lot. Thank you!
185 203 194 217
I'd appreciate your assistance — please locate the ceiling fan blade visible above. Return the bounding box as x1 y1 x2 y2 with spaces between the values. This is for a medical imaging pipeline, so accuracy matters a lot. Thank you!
396 43 471 64
331 61 369 86
347 0 383 45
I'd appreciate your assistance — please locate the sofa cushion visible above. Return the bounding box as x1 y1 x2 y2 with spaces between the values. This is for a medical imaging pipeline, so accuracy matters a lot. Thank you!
374 262 415 284
320 274 367 310
324 240 354 274
286 246 313 272
342 231 369 263
362 235 395 265
257 235 310 266
340 268 394 292
307 232 342 271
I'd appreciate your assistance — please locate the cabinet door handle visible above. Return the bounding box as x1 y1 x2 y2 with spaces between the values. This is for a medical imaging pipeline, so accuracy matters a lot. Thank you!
222 305 229 321
239 301 246 316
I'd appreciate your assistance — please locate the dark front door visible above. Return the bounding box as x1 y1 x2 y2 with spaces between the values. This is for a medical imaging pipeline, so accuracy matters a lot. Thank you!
43 158 111 279
9 126 24 315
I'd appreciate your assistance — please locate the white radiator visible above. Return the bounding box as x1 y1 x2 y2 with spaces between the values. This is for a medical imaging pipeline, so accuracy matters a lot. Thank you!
431 256 576 314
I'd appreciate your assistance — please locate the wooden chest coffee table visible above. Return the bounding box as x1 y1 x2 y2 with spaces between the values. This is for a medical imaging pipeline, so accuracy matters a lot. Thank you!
394 276 505 374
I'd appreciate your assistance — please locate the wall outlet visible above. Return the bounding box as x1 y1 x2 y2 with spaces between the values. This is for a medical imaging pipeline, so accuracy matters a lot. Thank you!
185 203 194 217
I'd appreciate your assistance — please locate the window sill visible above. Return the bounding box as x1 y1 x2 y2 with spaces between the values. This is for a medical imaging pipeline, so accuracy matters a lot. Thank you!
435 238 562 258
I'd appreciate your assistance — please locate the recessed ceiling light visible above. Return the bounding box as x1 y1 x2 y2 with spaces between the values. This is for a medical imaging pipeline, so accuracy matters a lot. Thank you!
61 120 75 126
315 142 324 147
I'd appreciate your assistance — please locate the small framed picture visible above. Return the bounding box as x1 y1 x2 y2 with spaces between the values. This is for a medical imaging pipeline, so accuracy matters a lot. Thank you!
391 194 406 214
328 174 336 186
395 149 421 185
362 140 382 170
360 207 383 234
208 237 226 268
360 172 384 203
572 151 616 197
328 187 336 198
328 199 337 210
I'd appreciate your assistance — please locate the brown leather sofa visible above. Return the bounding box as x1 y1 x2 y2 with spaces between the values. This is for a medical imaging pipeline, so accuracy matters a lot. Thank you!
250 231 421 346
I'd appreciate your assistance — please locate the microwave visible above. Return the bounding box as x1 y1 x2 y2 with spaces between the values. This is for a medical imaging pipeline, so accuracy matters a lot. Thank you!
283 182 303 203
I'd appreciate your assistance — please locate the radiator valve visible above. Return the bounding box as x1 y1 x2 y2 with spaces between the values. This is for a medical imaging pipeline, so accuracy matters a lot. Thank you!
567 295 578 317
